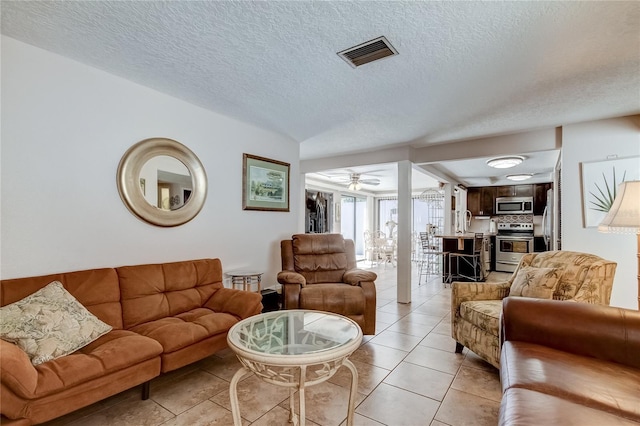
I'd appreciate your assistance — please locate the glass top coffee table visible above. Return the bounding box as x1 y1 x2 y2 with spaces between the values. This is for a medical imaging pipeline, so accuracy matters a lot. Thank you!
227 310 363 426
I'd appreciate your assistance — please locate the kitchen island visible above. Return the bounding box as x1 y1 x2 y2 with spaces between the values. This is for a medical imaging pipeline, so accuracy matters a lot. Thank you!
436 234 487 282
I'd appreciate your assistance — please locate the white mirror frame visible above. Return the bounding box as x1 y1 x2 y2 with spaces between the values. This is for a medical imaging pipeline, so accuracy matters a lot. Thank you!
117 138 207 227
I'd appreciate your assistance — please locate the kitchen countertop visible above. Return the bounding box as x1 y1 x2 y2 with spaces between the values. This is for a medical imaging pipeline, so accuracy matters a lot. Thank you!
436 234 489 239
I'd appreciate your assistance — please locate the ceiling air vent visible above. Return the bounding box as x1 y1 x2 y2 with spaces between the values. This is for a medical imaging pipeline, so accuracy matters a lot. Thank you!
337 36 398 68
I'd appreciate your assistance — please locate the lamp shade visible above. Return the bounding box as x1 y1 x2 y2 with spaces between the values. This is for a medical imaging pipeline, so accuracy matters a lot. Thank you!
598 181 640 234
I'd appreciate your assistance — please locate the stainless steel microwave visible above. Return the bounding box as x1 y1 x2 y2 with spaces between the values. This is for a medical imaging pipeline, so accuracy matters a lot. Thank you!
495 197 533 214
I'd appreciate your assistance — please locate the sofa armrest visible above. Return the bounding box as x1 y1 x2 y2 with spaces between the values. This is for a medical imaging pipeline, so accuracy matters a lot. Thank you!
277 271 306 286
1 340 38 397
204 288 263 320
501 297 640 369
343 269 377 286
451 281 511 315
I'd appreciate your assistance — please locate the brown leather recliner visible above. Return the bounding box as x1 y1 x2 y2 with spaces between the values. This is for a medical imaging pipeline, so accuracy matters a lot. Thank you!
278 233 377 334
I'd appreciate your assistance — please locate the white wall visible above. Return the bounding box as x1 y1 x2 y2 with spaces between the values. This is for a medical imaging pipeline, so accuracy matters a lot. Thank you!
562 115 640 309
1 36 300 286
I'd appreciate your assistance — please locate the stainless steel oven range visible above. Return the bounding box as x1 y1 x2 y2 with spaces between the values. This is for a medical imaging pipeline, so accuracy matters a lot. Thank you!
495 222 534 273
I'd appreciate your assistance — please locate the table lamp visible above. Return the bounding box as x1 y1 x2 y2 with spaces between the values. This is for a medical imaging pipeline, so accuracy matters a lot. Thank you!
598 180 640 309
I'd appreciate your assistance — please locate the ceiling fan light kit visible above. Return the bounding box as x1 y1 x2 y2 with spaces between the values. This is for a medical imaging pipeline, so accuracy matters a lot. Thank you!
486 156 525 169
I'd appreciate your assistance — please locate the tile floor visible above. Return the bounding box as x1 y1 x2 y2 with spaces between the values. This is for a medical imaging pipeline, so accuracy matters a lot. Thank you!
43 264 511 426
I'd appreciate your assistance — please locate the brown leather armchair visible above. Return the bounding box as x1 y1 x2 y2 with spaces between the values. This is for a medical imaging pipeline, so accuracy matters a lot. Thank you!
278 233 377 334
499 298 640 425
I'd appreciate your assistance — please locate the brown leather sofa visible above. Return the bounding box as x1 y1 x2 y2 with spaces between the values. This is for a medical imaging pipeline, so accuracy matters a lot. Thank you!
278 233 377 334
0 258 262 425
499 297 640 425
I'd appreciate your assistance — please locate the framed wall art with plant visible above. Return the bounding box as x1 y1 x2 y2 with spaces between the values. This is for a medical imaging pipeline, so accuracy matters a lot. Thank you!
580 155 639 227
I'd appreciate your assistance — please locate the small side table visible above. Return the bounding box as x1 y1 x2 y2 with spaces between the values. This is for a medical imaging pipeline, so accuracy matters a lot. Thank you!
227 271 263 292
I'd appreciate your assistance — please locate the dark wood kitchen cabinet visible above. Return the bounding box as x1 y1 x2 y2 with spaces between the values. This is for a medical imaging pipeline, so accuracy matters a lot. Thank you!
467 188 480 215
496 184 533 197
533 182 553 215
468 183 552 217
467 186 496 216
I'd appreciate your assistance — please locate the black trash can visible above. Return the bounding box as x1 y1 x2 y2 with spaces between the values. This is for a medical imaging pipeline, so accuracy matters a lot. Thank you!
260 289 280 313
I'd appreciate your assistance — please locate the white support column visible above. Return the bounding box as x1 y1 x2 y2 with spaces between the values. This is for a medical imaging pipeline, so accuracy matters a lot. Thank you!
397 161 412 304
299 173 307 233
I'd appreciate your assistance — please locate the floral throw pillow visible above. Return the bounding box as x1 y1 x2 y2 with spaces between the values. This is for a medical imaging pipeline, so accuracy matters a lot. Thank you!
510 266 561 299
0 281 112 365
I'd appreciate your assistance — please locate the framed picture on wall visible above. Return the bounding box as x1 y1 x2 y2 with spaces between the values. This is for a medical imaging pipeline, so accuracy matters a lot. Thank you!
580 155 640 227
242 153 290 211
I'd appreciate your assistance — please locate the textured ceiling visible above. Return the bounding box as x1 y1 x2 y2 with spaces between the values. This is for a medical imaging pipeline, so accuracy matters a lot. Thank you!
2 1 639 162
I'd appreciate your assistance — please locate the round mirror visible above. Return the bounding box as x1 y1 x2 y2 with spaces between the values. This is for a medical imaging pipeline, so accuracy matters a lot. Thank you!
117 138 207 227
140 155 192 211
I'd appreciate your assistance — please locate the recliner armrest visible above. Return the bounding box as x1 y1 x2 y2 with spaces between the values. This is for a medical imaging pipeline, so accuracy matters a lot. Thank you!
277 271 306 286
277 270 306 310
343 269 377 286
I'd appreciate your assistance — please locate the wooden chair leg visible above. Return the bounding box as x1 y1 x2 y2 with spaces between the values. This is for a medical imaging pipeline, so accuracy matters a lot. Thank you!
455 342 464 353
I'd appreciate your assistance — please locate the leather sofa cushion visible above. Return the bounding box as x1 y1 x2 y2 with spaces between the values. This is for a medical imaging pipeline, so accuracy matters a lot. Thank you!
292 233 346 255
0 268 123 329
292 234 347 284
500 388 640 426
300 284 365 316
117 259 224 329
0 416 30 426
129 309 237 353
501 341 640 421
459 300 501 337
4 330 162 399
293 258 347 284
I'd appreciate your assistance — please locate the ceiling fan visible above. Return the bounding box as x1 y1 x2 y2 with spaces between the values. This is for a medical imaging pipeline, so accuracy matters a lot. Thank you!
314 169 384 190
345 173 381 190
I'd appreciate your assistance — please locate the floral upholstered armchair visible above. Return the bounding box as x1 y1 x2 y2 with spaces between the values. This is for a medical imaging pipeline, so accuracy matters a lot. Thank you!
451 250 617 369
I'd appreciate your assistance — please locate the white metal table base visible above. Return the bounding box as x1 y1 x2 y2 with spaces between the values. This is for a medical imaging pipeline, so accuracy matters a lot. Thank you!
229 359 359 426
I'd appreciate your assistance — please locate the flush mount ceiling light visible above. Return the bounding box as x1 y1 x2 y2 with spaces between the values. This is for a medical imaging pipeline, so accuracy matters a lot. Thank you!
486 156 524 169
506 174 533 181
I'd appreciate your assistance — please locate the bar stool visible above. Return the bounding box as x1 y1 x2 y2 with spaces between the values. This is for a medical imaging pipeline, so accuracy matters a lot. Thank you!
449 233 484 282
418 232 449 286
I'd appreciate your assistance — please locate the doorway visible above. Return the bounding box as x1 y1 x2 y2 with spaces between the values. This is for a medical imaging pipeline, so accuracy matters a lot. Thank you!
341 195 366 260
